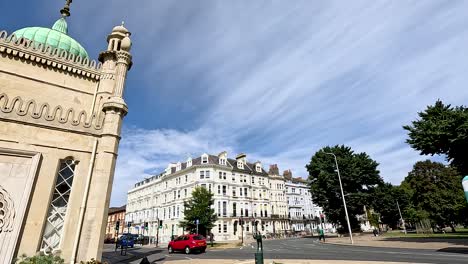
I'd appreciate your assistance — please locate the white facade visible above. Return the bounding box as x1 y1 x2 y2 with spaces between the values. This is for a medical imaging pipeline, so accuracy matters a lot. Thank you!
284 170 331 232
126 153 292 243
126 153 326 242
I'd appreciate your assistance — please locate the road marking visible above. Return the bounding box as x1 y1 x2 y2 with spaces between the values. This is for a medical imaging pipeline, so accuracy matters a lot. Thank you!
236 261 254 264
185 256 193 260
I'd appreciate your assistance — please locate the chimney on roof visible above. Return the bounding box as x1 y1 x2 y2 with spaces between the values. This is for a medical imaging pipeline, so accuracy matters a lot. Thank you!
236 153 247 164
269 164 279 175
283 169 292 178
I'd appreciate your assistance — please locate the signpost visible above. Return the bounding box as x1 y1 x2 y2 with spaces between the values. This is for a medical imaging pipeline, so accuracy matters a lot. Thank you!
196 219 199 234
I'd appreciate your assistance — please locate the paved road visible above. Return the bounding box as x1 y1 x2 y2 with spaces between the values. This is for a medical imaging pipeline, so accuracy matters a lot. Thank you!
103 237 468 263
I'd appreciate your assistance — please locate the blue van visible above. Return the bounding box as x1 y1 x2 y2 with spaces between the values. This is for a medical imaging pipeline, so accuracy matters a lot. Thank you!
117 235 135 248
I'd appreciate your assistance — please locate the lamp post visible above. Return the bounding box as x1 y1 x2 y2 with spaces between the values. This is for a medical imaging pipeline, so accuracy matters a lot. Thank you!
396 201 407 235
325 152 354 244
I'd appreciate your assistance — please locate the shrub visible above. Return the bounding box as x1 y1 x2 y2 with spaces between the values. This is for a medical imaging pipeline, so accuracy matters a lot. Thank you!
15 253 64 264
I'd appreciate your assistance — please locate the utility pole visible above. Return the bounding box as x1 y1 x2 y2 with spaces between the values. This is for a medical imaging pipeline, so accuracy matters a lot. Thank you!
396 201 407 235
325 152 354 244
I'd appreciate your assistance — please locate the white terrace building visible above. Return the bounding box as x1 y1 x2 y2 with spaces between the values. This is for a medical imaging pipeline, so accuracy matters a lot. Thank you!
126 153 291 243
283 170 330 232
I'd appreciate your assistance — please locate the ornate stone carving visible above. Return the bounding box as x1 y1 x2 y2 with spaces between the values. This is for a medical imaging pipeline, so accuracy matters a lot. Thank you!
0 93 105 131
0 30 102 80
0 185 15 233
116 51 132 65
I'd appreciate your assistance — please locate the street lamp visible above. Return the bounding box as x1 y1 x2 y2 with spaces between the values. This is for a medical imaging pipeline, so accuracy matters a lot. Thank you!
325 152 354 244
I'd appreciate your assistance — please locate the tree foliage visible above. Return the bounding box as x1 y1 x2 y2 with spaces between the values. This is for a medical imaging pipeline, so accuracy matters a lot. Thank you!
370 183 410 229
403 100 468 176
401 160 467 231
179 186 217 236
306 145 383 232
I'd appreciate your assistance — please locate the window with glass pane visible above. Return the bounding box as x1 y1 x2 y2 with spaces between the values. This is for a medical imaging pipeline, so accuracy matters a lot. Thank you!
41 159 76 252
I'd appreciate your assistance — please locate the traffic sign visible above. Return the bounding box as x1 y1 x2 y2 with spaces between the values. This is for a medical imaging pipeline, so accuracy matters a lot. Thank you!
195 219 199 225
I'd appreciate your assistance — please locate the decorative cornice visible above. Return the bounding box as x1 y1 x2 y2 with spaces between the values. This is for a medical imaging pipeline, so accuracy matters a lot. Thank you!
116 51 133 69
0 93 105 133
0 30 102 80
102 97 128 116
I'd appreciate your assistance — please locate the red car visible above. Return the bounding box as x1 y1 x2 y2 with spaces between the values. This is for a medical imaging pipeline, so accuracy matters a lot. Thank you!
168 234 207 254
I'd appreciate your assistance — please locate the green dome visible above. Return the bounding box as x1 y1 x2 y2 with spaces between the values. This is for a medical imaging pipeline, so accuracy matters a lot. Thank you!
13 18 89 59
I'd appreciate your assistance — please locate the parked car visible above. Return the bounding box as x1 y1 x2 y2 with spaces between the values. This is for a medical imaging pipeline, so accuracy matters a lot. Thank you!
103 237 115 244
168 234 207 254
117 235 135 248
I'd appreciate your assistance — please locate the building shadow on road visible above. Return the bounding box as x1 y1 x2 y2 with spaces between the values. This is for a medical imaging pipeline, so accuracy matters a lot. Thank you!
102 248 165 263
437 247 468 254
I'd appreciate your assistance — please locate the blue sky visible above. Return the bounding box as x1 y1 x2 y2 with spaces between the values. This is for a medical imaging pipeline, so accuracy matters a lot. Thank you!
2 1 468 206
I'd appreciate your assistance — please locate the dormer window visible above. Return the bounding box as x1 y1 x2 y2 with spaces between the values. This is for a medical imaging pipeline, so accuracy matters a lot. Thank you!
176 162 181 171
219 158 226 165
256 165 262 172
187 158 192 167
202 154 208 164
237 161 244 169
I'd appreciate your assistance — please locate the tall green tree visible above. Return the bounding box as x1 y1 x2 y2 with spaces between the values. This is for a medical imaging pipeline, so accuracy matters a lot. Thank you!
402 160 466 232
370 183 410 228
179 187 217 236
306 145 384 232
403 100 468 176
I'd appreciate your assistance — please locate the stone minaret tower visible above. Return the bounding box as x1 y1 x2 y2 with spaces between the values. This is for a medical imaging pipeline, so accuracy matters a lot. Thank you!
73 24 134 261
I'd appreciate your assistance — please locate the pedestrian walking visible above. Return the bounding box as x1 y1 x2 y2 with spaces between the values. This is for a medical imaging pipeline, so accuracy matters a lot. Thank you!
210 232 214 247
319 228 325 242
373 228 378 237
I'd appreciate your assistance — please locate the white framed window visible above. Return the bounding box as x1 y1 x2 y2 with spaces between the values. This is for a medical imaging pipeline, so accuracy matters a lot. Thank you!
219 158 226 165
187 158 192 167
206 170 210 179
200 171 205 179
222 201 227 217
237 161 243 169
256 165 261 172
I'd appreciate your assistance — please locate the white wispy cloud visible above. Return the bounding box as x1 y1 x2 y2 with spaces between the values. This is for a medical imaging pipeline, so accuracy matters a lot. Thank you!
78 0 468 206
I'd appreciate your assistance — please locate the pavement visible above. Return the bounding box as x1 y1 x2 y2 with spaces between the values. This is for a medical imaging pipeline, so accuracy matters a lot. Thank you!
102 237 468 264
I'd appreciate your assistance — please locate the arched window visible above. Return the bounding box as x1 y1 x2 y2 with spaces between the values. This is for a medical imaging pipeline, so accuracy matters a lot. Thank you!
41 159 77 252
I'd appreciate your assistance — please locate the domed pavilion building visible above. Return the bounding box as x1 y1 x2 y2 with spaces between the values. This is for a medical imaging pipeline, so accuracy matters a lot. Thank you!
0 1 133 262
